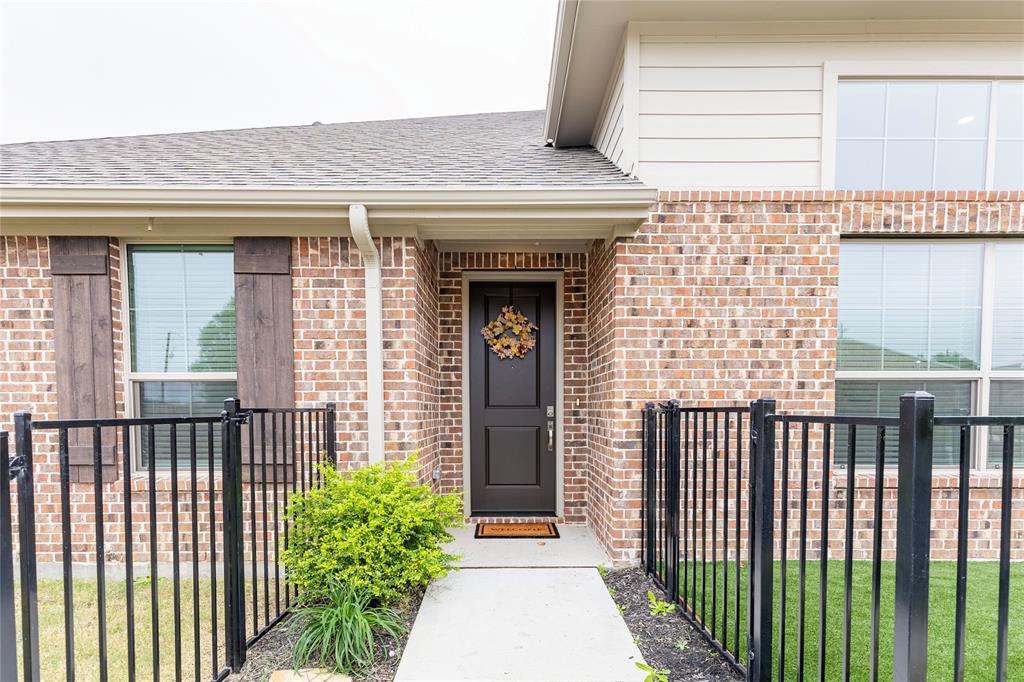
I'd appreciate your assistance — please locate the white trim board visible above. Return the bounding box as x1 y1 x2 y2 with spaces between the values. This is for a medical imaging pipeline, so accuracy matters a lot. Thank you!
460 271 566 517
0 184 657 236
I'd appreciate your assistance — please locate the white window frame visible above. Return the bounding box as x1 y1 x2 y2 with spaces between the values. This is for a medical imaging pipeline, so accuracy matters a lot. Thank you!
119 239 237 472
821 61 1024 190
836 238 1024 470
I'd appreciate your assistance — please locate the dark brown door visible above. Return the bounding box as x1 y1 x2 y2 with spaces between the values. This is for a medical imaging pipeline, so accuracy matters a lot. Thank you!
469 281 556 515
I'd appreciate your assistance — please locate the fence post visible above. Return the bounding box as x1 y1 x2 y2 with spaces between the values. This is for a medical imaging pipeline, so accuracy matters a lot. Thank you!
893 391 934 682
665 400 681 603
748 398 776 682
325 403 337 467
643 403 657 573
13 412 40 682
1 433 16 682
222 399 247 671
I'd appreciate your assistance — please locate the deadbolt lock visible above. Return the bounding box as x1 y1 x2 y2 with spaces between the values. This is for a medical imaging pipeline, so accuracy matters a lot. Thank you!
546 405 555 417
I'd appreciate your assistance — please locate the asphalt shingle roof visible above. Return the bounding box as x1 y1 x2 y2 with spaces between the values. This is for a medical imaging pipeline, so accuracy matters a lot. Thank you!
0 110 639 188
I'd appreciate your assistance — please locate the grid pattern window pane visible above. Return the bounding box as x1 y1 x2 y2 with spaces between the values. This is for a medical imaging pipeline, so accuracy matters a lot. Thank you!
988 381 1024 467
128 244 236 373
838 242 983 371
836 80 993 190
992 242 1024 372
128 244 236 469
138 381 236 467
835 380 973 466
994 81 1024 190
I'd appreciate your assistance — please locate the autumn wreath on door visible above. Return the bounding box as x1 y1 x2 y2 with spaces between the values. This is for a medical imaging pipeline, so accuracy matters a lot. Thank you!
481 306 538 360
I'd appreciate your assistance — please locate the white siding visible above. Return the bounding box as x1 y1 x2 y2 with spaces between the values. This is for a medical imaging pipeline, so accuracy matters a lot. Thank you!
591 42 632 175
628 25 1022 189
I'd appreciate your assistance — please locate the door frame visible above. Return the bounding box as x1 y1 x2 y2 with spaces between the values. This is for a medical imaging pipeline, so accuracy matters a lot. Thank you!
461 270 565 517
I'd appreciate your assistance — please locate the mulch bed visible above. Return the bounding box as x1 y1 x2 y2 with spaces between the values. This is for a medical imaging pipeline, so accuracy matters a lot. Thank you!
603 568 742 682
229 589 425 682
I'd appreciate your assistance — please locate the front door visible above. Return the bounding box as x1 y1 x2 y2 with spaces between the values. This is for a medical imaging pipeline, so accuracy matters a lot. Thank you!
468 281 556 515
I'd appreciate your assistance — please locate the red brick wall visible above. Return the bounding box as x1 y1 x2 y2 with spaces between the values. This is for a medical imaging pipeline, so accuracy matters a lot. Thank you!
601 190 1024 564
1 236 55 423
292 235 441 475
411 239 442 485
292 237 368 466
379 236 441 481
3 237 362 568
3 190 1022 568
2 238 230 565
585 238 623 554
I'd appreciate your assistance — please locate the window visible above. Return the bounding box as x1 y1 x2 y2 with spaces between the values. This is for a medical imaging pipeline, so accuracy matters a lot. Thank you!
995 81 1024 190
989 381 1024 467
837 240 1024 468
835 80 1024 190
838 242 983 371
835 380 972 466
127 244 236 468
992 242 1024 370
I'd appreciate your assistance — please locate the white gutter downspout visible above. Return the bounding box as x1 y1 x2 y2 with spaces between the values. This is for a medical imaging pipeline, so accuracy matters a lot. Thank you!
349 204 385 464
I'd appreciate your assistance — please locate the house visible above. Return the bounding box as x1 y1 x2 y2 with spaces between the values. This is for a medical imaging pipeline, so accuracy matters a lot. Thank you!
1 0 1021 566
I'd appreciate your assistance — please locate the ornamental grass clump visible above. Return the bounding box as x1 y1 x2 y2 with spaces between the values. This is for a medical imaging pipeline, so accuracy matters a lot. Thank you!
282 456 463 606
291 580 405 674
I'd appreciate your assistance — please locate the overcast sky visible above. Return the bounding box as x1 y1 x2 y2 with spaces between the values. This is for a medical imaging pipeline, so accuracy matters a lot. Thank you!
0 0 557 144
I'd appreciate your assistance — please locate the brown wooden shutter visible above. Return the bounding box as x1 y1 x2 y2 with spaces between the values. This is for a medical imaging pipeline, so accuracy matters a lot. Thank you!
234 238 295 480
50 237 118 482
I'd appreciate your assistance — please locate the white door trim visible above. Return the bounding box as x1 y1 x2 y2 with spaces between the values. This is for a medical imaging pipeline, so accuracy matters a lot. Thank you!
461 271 565 517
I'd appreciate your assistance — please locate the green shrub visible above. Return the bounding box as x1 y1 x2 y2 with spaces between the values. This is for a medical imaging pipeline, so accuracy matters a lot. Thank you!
282 456 463 605
292 580 405 674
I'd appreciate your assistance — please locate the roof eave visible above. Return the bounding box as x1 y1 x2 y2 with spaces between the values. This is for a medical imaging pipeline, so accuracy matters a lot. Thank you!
0 183 655 206
0 183 659 240
543 0 579 145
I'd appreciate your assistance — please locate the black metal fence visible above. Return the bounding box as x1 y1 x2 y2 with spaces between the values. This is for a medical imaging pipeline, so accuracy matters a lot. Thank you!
642 392 1021 682
643 402 750 673
0 399 336 682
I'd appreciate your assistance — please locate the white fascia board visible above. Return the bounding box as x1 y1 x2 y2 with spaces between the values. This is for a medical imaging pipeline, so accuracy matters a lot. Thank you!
544 0 580 143
0 185 657 236
0 184 655 207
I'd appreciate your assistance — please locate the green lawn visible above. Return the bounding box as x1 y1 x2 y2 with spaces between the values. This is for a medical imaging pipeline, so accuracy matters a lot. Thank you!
15 578 226 682
668 559 1022 681
13 561 1021 681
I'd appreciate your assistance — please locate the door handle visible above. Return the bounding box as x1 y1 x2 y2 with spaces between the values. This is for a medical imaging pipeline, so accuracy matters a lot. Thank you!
548 420 554 450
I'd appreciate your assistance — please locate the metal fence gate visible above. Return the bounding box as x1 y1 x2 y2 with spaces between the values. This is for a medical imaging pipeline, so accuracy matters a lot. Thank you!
642 393 1020 682
1 399 336 682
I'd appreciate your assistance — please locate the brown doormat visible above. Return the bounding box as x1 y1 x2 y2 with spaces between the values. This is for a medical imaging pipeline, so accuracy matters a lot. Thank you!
474 522 559 539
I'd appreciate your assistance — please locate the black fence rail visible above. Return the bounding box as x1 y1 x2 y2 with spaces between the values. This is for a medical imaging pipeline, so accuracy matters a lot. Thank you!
932 414 1019 682
0 399 336 682
642 402 750 674
753 403 902 682
241 404 335 648
642 392 1021 682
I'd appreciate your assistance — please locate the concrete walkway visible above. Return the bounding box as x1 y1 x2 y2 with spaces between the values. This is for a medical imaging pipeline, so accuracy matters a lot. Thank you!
395 525 646 682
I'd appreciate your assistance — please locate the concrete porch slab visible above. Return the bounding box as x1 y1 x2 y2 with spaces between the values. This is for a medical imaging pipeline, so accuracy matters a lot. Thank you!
394 568 646 682
445 523 611 568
